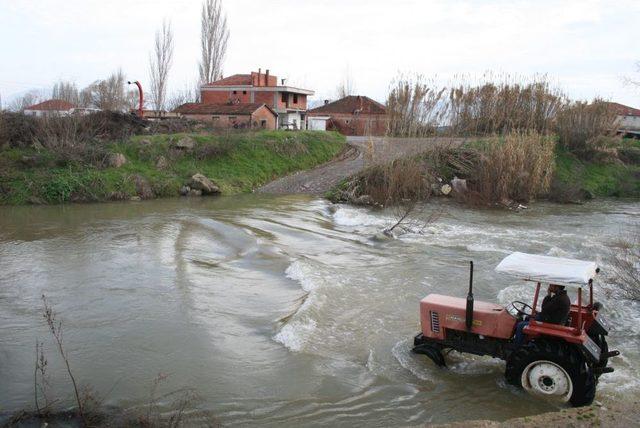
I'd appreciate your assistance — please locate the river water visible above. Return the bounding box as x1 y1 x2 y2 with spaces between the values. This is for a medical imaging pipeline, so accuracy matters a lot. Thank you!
0 196 638 426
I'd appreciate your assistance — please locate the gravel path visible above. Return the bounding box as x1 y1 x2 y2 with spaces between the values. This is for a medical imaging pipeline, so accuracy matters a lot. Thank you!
258 136 464 195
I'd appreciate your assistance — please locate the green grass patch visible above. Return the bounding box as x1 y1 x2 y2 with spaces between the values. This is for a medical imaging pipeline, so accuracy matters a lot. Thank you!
554 147 640 197
0 131 346 205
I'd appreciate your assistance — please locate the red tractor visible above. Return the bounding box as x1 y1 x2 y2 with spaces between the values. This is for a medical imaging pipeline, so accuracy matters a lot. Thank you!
412 252 618 407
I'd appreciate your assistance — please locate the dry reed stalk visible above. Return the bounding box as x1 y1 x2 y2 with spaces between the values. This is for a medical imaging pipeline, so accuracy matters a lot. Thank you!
463 132 555 205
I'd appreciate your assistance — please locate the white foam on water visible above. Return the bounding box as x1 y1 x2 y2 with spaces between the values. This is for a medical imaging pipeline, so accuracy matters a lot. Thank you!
285 259 318 294
446 352 504 375
391 339 436 382
273 259 329 352
332 205 389 228
546 246 571 257
466 243 511 254
273 318 318 352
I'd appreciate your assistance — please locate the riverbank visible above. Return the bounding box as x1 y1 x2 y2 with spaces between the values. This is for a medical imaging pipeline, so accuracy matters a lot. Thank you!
431 400 640 427
327 136 640 207
0 130 346 205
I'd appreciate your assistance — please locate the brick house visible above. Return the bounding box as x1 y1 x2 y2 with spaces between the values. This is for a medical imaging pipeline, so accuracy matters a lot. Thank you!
200 69 314 129
308 95 388 136
174 102 278 129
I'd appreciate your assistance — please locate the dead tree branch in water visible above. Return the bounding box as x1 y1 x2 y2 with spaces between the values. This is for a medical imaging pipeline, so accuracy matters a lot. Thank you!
42 294 87 426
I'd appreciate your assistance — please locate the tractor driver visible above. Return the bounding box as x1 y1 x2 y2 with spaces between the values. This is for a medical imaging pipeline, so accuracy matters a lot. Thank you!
514 283 571 346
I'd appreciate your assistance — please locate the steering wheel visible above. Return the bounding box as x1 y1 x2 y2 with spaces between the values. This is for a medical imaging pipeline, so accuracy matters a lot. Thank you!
511 301 533 318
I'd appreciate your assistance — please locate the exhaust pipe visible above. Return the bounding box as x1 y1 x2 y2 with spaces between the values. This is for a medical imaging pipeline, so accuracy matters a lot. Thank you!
465 261 474 331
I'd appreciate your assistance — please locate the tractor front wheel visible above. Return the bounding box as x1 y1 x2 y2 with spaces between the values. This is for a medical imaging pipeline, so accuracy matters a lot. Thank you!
505 340 595 407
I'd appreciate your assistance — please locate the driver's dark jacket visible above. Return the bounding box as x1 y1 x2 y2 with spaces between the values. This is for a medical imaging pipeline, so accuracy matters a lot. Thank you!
539 289 571 325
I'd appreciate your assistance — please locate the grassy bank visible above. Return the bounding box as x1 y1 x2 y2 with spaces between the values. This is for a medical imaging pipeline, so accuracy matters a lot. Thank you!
328 134 640 207
0 130 346 205
554 140 640 198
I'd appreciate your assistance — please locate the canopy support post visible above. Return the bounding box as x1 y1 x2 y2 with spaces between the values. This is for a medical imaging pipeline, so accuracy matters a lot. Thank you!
576 288 583 335
530 282 541 323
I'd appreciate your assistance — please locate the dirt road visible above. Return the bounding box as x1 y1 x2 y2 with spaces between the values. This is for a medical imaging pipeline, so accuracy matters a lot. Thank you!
258 136 463 194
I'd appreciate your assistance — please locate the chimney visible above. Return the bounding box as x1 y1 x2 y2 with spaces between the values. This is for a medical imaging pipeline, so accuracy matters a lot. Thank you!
324 99 330 105
265 69 270 86
258 68 262 87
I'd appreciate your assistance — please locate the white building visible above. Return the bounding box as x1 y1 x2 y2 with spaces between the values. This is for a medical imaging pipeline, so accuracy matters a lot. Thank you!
609 102 640 137
307 115 330 131
24 99 76 117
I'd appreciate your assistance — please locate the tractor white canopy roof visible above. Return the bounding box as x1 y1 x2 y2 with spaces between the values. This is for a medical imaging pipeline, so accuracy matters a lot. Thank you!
495 252 598 287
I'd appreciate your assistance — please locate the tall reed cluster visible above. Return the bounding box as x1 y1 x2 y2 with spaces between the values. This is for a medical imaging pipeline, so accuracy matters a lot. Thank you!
555 99 619 158
385 74 619 161
463 132 556 204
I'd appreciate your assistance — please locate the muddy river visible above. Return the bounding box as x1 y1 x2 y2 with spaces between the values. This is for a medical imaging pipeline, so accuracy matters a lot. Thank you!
0 196 638 426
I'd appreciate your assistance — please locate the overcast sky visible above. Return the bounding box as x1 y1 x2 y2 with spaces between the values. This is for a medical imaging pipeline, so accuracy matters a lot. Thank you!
1 0 639 106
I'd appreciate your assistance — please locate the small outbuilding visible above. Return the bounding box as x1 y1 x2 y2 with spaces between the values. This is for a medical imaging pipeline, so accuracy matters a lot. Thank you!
308 95 388 136
174 103 278 129
307 115 330 131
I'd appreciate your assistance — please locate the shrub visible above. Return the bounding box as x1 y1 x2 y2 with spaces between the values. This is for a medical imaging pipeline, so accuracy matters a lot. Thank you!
555 100 619 158
463 132 556 204
449 78 564 136
0 112 40 148
618 146 640 165
384 74 565 138
194 139 235 160
609 231 640 301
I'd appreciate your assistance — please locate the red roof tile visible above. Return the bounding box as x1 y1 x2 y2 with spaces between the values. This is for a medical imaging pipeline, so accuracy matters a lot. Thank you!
205 74 253 86
309 95 387 115
606 102 640 117
174 102 274 115
25 99 76 111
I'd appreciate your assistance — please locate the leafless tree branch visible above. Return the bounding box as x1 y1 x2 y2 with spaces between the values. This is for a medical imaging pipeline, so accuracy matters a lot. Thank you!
199 0 229 85
149 19 174 113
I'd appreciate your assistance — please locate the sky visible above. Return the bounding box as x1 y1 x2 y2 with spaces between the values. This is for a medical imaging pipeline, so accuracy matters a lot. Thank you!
1 0 639 107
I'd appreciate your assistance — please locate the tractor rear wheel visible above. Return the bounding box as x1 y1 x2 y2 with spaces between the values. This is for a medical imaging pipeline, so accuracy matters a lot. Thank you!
505 340 595 407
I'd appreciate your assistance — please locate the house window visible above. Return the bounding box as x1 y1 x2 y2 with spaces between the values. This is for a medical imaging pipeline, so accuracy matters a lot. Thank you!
228 116 237 121
243 90 247 95
233 90 237 94
212 116 220 121
293 94 298 104
281 93 287 103
261 120 267 128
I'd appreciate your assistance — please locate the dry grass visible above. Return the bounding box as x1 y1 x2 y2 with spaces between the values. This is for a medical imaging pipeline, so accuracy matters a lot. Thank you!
386 75 447 137
385 74 565 138
609 230 640 301
555 99 620 159
449 77 564 136
347 156 434 206
461 132 556 205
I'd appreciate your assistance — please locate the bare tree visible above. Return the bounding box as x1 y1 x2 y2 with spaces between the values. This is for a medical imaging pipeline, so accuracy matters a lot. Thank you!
623 61 640 89
52 81 80 106
336 66 357 99
149 20 174 113
8 89 45 111
81 69 131 111
198 0 230 84
167 83 199 111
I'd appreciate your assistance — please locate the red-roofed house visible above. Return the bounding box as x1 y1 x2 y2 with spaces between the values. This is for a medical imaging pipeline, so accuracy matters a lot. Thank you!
174 102 277 129
24 99 76 117
607 102 640 136
308 95 388 136
199 69 314 129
